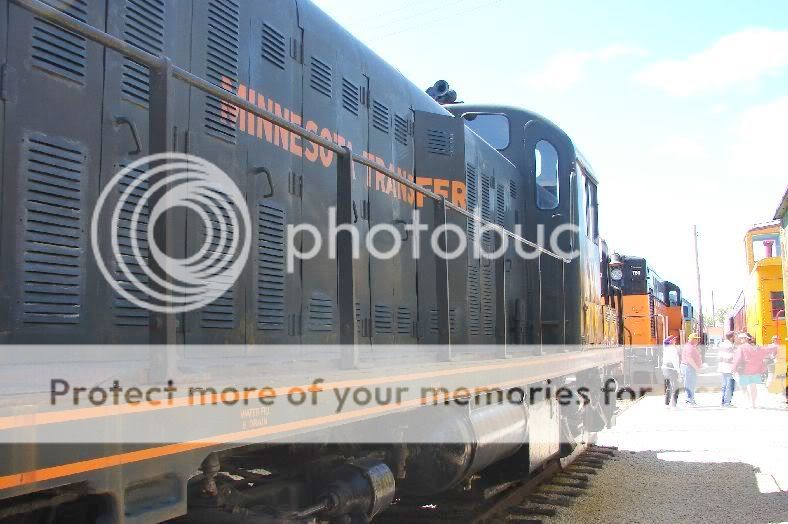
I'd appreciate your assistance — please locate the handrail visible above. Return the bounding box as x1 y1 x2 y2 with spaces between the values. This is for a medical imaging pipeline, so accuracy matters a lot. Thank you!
13 0 570 263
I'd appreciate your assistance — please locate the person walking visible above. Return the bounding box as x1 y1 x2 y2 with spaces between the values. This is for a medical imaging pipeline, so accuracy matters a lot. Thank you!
718 331 736 407
661 335 681 408
681 333 703 405
731 332 769 408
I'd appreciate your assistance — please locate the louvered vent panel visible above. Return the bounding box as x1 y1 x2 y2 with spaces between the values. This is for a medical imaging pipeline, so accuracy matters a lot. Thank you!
261 22 286 70
200 195 236 329
467 265 481 335
396 306 412 335
429 308 457 334
308 293 334 332
466 163 478 243
121 0 165 107
374 304 393 334
41 0 88 18
394 115 408 146
257 203 286 331
204 0 240 142
31 3 89 86
310 56 332 97
372 100 390 134
22 135 84 325
426 129 454 156
201 291 235 328
113 164 150 326
342 78 359 116
481 265 494 336
510 179 518 199
496 185 505 226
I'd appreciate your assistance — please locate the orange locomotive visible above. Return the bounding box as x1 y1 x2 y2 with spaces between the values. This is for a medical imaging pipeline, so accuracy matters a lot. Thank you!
609 253 695 382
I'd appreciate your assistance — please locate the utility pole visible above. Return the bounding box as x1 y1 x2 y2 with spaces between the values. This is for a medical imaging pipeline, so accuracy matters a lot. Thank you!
693 225 704 341
711 290 716 328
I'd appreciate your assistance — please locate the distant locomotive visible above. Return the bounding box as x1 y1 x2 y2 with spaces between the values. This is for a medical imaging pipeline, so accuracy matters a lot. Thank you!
0 0 628 522
607 253 696 383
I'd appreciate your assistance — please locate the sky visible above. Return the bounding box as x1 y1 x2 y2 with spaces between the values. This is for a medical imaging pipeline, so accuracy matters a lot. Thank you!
312 0 787 319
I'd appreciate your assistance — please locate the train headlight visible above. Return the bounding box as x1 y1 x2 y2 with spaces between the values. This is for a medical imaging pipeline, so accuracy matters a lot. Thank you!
611 268 623 281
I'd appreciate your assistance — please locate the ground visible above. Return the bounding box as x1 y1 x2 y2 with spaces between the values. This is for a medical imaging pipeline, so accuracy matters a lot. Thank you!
544 358 788 524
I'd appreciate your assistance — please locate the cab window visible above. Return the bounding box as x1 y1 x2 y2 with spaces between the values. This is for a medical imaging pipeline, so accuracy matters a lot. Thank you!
464 114 509 150
585 177 598 242
535 140 559 209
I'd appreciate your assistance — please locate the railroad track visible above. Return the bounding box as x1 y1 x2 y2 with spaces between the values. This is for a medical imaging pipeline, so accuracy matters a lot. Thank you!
377 394 644 523
476 445 618 524
375 444 619 524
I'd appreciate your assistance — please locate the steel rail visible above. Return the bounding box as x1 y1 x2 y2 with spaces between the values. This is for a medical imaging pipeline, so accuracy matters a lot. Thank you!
13 0 569 262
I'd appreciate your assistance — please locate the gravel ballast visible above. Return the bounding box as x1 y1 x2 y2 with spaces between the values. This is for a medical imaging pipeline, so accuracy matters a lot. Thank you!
544 389 788 524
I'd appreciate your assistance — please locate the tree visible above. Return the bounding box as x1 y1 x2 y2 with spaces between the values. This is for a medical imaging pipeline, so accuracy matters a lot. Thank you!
704 305 732 328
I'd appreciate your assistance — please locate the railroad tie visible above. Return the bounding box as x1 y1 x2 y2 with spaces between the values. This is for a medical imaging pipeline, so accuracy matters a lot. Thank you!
537 487 585 498
504 517 542 524
545 478 588 490
572 458 605 468
565 466 598 475
582 451 616 461
590 444 618 452
528 494 574 507
555 472 590 482
511 505 557 517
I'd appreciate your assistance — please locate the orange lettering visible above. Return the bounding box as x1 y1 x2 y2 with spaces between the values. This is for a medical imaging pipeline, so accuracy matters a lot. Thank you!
277 109 290 152
256 92 266 139
305 121 319 162
247 89 256 136
416 177 433 208
386 163 399 198
451 181 467 209
319 128 334 167
434 178 450 200
220 76 239 124
236 84 247 133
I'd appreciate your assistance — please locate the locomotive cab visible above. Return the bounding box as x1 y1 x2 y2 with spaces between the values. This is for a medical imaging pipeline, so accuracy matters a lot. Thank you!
448 104 605 347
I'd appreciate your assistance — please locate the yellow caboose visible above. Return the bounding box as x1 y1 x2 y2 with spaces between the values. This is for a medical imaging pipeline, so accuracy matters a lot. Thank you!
771 191 788 395
742 223 785 346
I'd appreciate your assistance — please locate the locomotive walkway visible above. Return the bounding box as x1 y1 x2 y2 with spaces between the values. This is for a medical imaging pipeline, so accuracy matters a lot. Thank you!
541 354 788 523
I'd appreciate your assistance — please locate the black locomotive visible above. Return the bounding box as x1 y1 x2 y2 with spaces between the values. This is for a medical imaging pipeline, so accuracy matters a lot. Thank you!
0 0 626 521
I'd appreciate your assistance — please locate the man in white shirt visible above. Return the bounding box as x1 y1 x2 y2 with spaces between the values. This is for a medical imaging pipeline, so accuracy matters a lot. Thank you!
717 331 736 407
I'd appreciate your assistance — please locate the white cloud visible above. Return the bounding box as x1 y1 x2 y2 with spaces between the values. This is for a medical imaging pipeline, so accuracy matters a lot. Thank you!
525 45 646 91
635 28 788 96
652 135 710 160
729 96 788 191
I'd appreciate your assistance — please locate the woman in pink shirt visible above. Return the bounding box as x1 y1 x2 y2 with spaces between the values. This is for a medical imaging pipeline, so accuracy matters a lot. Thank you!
731 332 769 408
680 334 703 405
